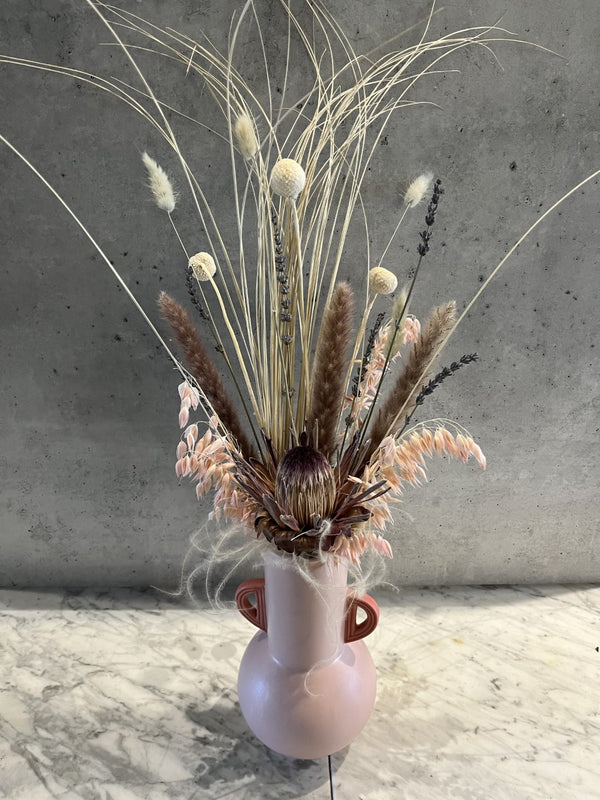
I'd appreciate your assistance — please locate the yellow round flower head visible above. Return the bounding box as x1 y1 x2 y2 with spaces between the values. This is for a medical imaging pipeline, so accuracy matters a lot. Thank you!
189 252 216 282
270 158 306 199
368 267 398 295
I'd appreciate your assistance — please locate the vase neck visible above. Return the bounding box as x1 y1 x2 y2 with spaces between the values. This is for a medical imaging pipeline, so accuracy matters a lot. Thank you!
263 552 348 670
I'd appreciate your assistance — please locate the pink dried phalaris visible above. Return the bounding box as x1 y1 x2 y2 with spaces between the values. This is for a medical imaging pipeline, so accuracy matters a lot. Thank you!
373 536 394 559
184 423 198 441
415 464 428 482
178 380 200 409
433 428 446 455
379 436 396 464
176 441 187 459
441 428 459 457
455 434 471 462
403 316 421 344
178 407 190 428
408 433 427 463
195 429 212 454
186 429 198 451
175 458 184 477
188 386 200 410
469 440 487 470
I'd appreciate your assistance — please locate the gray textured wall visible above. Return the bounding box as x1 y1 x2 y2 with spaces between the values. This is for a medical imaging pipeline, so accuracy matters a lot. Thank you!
1 0 599 589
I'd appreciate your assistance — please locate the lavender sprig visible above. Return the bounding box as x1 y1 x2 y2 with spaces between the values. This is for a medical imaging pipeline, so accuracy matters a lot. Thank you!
351 312 386 397
185 265 210 321
417 179 443 257
402 353 479 429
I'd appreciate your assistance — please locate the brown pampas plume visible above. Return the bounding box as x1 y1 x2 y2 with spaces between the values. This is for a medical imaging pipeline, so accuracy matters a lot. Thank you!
158 291 253 458
308 283 354 459
366 300 457 457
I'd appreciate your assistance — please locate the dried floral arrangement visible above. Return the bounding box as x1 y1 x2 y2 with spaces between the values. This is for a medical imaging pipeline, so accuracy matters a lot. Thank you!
2 1 597 576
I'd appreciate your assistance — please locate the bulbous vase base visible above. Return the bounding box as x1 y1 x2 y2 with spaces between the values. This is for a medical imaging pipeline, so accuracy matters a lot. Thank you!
237 630 377 759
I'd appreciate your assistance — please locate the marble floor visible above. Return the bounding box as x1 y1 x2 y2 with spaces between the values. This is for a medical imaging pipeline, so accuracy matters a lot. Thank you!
1 584 599 799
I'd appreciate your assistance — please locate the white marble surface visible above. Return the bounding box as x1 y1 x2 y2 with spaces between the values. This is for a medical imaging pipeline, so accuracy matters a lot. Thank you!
1 585 599 799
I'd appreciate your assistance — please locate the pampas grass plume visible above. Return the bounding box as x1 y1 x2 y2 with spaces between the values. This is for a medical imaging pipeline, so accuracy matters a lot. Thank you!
234 113 258 160
142 152 176 213
404 172 433 208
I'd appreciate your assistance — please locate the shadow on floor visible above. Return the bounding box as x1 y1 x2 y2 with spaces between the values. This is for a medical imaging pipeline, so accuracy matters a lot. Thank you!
186 699 348 798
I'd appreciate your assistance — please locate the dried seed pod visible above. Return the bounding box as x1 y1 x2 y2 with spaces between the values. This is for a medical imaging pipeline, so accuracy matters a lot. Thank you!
189 252 217 282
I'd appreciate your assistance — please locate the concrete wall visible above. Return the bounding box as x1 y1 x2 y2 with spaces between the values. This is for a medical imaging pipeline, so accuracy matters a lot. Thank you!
1 0 599 589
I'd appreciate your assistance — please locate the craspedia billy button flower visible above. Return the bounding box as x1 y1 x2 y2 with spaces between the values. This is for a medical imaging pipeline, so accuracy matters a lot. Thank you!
270 158 306 199
368 266 398 295
189 252 217 282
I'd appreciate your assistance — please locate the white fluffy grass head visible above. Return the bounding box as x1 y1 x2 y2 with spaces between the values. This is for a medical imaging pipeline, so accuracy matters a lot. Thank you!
234 112 258 160
189 252 217 282
142 151 176 213
404 172 433 208
270 158 306 199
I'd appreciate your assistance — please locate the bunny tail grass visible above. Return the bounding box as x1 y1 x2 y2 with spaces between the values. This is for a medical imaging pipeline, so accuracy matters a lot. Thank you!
308 283 355 459
366 300 457 457
158 291 253 457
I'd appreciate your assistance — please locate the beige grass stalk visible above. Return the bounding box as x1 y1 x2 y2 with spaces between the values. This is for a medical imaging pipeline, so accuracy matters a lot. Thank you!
100 3 537 426
377 168 600 445
86 1 264 419
0 132 190 378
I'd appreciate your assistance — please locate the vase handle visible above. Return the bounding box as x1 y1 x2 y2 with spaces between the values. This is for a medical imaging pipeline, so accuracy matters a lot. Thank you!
344 593 379 642
235 578 267 631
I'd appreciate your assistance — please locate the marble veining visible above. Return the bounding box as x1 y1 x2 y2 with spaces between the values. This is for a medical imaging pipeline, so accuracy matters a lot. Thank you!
1 585 599 799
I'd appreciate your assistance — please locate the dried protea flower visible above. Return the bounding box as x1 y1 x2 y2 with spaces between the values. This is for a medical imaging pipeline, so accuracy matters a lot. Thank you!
234 112 258 160
270 158 306 199
369 266 398 295
189 252 216 282
142 152 176 213
275 445 336 528
404 172 433 208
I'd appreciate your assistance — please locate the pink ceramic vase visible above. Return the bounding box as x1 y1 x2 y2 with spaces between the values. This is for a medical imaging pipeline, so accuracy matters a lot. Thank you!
235 550 379 759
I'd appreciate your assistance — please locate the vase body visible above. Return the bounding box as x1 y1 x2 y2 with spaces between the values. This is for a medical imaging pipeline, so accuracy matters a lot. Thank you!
235 550 379 759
